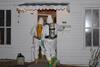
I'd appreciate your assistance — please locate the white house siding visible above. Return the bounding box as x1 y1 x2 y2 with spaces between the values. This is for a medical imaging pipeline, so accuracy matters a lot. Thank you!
0 0 100 65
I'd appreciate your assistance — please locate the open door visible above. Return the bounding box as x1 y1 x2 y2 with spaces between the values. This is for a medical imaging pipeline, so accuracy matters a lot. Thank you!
37 9 57 61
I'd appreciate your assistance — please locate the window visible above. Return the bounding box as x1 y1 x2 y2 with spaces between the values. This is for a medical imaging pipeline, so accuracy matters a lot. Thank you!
0 10 11 45
85 8 99 47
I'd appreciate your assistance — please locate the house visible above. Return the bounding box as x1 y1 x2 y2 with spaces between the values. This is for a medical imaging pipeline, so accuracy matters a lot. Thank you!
0 0 100 66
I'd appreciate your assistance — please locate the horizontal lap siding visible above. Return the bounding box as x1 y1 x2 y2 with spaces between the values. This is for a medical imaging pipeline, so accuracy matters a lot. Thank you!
0 0 100 64
57 0 100 65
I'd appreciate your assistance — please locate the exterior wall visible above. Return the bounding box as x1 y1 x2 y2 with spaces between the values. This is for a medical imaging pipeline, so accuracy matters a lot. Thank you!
0 0 100 65
59 0 100 65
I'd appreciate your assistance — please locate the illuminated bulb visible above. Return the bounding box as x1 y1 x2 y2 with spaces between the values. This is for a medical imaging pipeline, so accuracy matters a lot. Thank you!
47 15 53 24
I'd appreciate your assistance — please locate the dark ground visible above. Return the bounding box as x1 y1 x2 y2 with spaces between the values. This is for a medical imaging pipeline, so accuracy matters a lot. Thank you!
0 59 87 67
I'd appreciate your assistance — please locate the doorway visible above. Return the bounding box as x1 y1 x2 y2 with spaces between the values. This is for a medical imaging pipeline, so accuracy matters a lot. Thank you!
37 9 57 61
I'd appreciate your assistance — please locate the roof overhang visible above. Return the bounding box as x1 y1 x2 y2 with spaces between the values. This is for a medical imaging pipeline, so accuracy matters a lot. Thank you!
17 3 70 13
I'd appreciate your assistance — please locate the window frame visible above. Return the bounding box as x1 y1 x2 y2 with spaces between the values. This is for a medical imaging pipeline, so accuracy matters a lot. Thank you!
0 9 11 46
84 7 100 48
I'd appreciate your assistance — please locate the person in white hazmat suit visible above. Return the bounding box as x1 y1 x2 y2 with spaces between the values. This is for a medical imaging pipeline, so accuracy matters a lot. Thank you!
33 17 45 63
43 15 57 65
